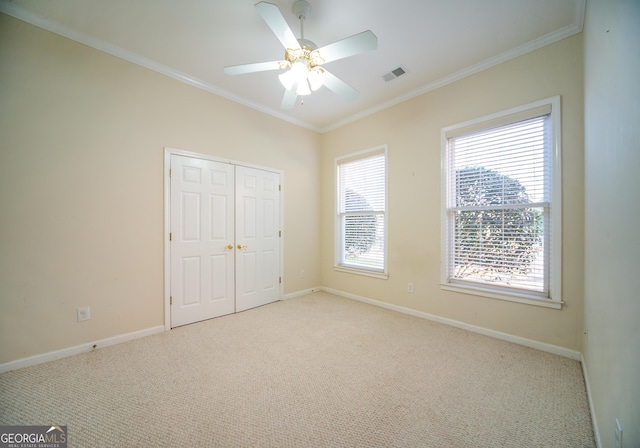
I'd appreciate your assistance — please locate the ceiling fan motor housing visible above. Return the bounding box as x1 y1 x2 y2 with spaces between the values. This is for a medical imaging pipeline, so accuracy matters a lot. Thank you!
287 1 320 66
284 44 323 67
297 38 317 50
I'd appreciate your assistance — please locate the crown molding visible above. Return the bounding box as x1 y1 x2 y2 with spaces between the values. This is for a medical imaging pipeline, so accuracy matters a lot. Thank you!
321 0 585 133
0 0 321 133
1 0 584 134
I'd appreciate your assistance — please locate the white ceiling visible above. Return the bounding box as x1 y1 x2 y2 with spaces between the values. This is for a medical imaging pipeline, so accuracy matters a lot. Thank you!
0 0 584 132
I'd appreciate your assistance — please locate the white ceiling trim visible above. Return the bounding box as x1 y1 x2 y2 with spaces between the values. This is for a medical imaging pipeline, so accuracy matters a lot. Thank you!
1 0 584 134
321 0 586 133
0 1 322 133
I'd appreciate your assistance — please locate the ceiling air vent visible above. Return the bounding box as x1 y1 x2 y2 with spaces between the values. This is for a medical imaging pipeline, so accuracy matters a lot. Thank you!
382 66 408 82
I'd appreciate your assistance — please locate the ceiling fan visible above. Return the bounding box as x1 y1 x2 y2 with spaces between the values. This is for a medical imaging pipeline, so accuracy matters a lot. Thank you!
224 1 377 109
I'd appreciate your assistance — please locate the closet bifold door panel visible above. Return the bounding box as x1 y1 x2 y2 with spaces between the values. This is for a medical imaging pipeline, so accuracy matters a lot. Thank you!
235 165 281 312
170 155 235 327
169 154 281 328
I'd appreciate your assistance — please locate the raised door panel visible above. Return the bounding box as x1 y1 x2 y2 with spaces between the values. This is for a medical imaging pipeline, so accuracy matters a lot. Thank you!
235 166 281 312
170 155 235 327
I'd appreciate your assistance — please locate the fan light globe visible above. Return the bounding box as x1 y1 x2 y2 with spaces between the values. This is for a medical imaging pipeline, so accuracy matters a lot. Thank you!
279 59 325 96
308 67 325 91
296 79 311 96
279 60 309 91
278 70 296 90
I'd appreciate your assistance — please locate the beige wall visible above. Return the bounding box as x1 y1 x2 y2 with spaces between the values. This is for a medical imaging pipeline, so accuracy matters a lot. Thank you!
0 12 588 367
583 1 640 447
0 14 321 364
4 4 638 444
321 34 585 351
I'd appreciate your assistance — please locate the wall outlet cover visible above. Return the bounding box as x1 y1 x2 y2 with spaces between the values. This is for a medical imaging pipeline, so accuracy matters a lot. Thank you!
77 306 90 322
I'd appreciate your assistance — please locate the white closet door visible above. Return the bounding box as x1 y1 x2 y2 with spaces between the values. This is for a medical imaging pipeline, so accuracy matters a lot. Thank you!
235 165 281 312
170 155 235 327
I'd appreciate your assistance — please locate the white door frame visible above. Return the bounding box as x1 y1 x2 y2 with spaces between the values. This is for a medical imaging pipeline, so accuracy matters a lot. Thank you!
163 147 284 331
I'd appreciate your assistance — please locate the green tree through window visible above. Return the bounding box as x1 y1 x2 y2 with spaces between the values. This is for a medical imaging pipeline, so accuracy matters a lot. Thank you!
454 166 542 283
336 147 387 274
344 189 377 259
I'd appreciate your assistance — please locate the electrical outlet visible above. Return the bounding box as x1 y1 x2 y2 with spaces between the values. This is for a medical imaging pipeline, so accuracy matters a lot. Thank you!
615 418 622 448
77 306 90 322
300 269 305 279
407 282 414 293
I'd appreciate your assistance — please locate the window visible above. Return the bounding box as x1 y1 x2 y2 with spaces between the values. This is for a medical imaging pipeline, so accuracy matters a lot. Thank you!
335 146 387 278
441 97 561 308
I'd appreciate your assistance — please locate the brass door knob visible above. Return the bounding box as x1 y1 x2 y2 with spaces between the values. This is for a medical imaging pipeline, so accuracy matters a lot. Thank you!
225 244 233 250
237 244 248 250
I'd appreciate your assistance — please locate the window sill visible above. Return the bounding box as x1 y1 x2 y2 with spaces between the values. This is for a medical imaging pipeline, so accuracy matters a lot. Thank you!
334 266 388 280
440 283 563 309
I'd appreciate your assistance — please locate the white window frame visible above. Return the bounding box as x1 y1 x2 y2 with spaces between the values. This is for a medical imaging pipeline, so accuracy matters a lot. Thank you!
334 145 388 279
441 97 562 309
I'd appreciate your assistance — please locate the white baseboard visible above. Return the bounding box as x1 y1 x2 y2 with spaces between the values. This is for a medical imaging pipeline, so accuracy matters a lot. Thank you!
282 287 323 300
581 354 602 448
0 325 165 374
1 287 583 369
1 288 596 444
322 287 582 361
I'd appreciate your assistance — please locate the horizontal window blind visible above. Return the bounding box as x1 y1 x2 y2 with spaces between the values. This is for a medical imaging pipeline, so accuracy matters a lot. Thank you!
446 114 552 295
337 151 386 272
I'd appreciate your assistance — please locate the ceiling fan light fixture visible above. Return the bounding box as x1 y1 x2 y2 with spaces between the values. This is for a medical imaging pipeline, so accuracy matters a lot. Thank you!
308 67 325 91
225 1 378 108
279 59 309 91
296 79 312 96
278 70 296 90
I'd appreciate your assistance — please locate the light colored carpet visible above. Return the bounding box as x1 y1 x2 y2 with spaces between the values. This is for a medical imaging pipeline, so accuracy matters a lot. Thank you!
0 292 595 447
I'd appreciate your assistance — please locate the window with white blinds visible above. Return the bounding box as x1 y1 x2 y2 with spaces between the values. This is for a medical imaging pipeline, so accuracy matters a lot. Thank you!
336 147 387 276
442 98 561 307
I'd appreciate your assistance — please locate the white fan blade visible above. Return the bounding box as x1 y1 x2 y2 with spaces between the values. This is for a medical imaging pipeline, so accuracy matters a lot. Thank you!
281 86 298 109
224 60 284 75
316 30 377 64
255 2 301 51
323 70 359 101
